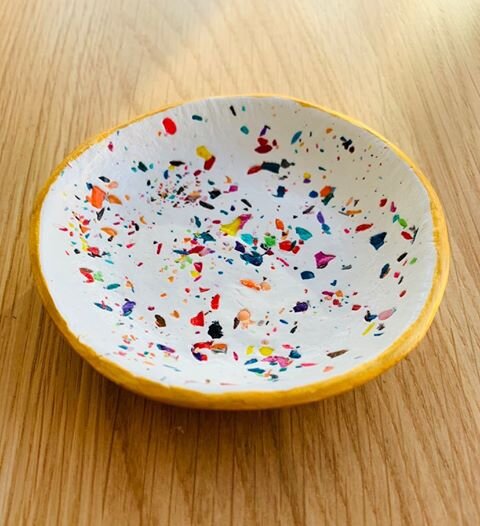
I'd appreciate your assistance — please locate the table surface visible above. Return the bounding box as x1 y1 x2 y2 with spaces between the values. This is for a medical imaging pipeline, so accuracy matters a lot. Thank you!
1 0 479 524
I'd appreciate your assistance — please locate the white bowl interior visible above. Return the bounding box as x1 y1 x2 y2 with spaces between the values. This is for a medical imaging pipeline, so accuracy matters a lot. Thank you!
38 96 436 393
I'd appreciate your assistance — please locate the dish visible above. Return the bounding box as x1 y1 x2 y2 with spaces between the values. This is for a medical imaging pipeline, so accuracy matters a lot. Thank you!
30 95 449 409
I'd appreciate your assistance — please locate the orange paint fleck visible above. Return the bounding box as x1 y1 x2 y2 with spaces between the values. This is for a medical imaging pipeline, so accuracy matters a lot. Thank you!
170 310 180 318
240 279 261 290
107 194 122 205
101 227 117 237
211 343 227 352
89 186 106 208
275 218 285 230
320 185 334 198
325 127 333 134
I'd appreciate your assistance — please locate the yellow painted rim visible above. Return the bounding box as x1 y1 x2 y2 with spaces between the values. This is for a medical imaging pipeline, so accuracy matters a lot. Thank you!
30 94 450 410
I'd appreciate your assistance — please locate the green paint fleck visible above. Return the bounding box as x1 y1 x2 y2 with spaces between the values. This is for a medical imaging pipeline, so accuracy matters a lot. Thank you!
93 271 104 282
241 105 246 111
240 125 249 135
410 257 418 265
106 283 120 290
264 235 276 247
399 217 408 227
192 114 203 121
392 214 400 223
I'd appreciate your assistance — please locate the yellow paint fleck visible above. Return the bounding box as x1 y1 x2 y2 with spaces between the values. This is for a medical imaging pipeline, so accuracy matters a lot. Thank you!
246 345 255 355
80 238 89 251
362 322 375 336
196 145 212 160
220 217 242 236
259 346 274 357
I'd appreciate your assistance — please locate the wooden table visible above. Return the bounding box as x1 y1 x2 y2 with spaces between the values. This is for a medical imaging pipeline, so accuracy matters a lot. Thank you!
1 0 478 524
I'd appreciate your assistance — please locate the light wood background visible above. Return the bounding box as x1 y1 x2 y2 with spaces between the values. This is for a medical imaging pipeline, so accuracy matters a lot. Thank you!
0 0 479 524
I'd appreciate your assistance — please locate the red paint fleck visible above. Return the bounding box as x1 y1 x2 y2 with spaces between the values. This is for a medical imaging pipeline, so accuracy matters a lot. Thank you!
352 304 361 311
379 198 387 207
204 155 216 171
193 262 203 273
401 231 413 240
255 138 273 154
390 201 397 212
276 256 290 267
107 141 114 151
355 223 373 232
211 294 220 310
247 164 262 175
162 117 177 135
79 267 94 283
400 290 407 297
291 245 300 254
87 246 100 256
156 243 163 255
190 312 205 326
188 245 205 255
279 240 293 251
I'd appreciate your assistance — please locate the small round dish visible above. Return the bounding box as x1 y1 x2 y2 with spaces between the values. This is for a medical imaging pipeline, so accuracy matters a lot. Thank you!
30 95 449 409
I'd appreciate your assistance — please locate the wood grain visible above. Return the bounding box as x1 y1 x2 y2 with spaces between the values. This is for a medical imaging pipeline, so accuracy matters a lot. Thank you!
0 0 479 524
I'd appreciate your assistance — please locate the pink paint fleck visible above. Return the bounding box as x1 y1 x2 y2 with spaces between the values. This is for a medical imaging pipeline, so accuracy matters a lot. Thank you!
314 251 336 269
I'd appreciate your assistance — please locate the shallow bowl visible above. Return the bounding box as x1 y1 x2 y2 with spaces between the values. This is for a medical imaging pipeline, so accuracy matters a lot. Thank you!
31 95 449 409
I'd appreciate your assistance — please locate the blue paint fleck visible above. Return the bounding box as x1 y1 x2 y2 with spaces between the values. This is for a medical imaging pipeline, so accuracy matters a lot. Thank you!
301 270 315 280
291 130 302 144
370 232 387 250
